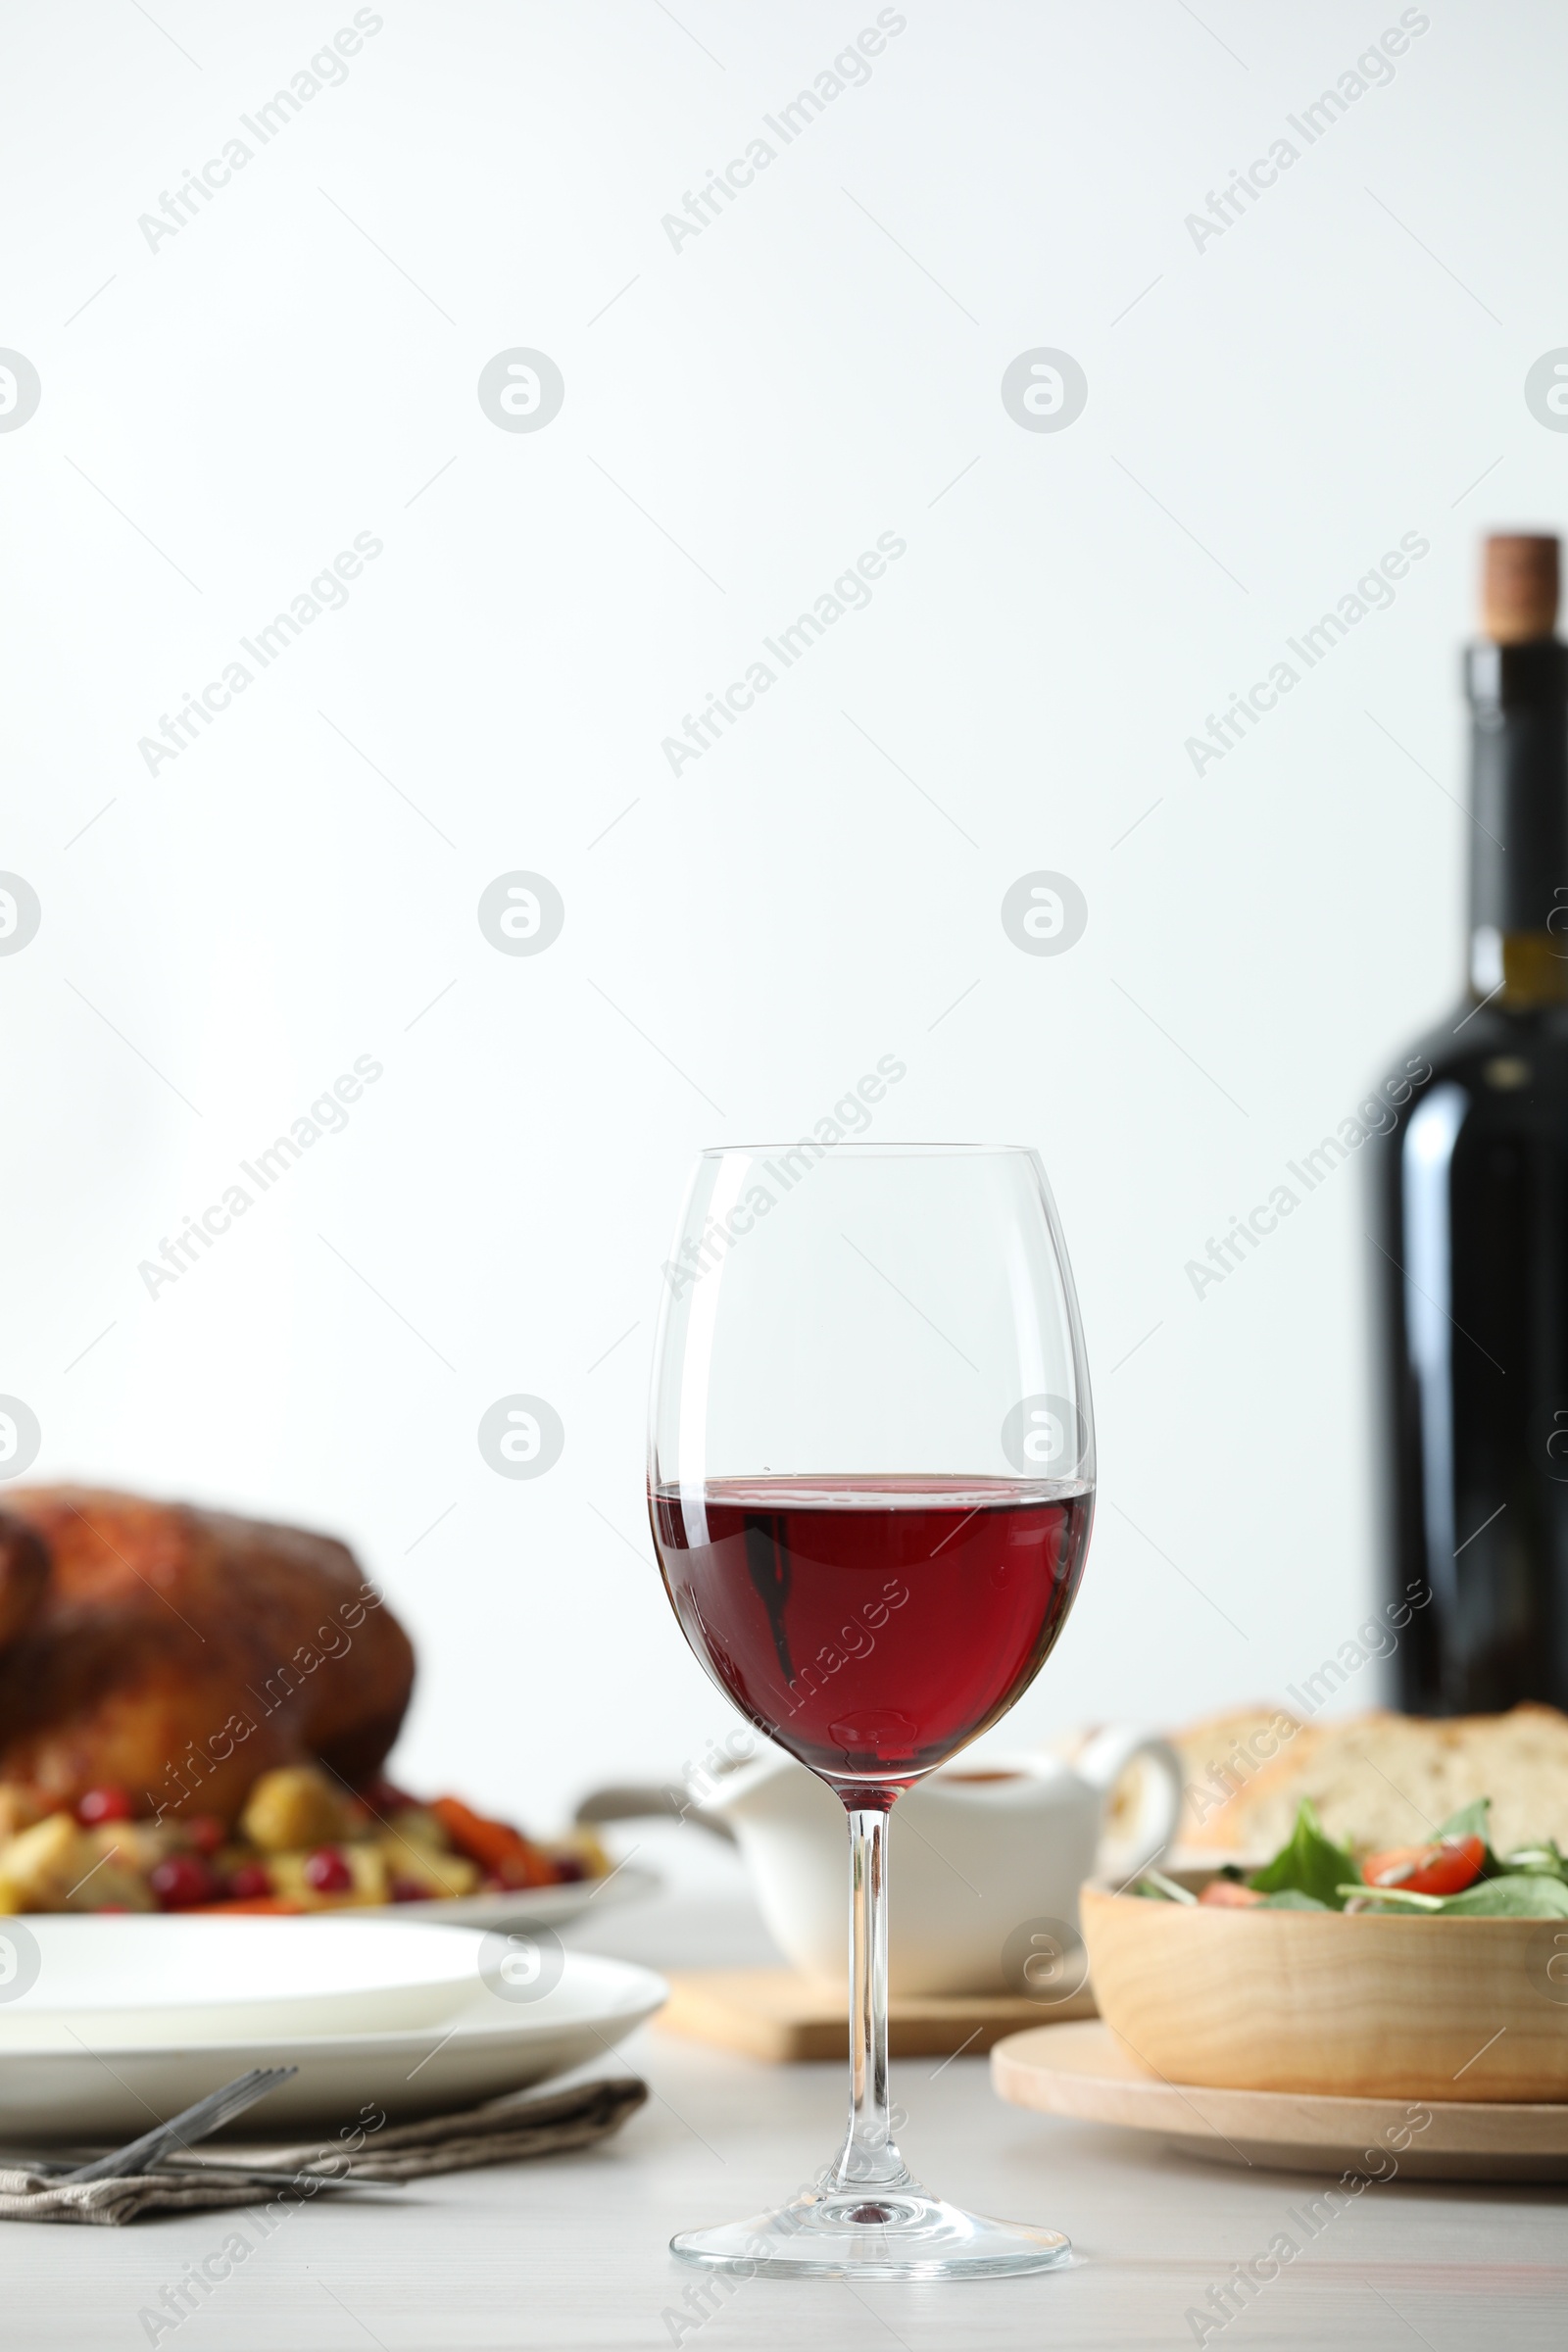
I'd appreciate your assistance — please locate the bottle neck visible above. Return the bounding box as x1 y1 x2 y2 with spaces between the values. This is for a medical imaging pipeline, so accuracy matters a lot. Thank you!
1466 639 1568 1008
1469 929 1568 1007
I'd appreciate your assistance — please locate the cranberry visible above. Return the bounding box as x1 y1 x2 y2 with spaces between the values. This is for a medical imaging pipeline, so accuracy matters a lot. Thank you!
357 1776 417 1814
303 1846 354 1895
389 1876 431 1903
553 1853 587 1884
76 1787 133 1826
150 1854 220 1911
184 1815 226 1857
224 1862 273 1901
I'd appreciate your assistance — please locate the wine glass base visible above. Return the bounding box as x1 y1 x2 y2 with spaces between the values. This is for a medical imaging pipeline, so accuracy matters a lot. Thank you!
671 2183 1072 2282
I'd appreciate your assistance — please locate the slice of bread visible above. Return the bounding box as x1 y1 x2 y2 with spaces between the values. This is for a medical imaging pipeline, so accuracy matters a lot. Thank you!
1178 1703 1568 1859
1168 1705 1306 1850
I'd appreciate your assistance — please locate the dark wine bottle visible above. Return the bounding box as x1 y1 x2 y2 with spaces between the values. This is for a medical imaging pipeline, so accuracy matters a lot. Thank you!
1373 533 1568 1713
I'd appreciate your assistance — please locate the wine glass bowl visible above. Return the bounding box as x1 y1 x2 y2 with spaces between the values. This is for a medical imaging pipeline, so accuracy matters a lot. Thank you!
650 1475 1092 1792
647 1144 1095 2279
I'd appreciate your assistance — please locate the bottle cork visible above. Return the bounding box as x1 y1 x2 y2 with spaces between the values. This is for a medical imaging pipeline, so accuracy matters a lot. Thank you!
1481 533 1559 644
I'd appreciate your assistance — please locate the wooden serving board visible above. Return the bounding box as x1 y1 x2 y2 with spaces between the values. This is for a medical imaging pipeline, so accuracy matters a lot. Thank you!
992 2020 1568 2180
657 1968 1096 2064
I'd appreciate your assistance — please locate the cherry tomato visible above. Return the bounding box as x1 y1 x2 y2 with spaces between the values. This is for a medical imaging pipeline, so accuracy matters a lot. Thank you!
1362 1834 1485 1896
224 1862 273 1901
304 1846 355 1895
1199 1879 1265 1908
183 1814 226 1857
389 1876 432 1903
150 1854 220 1911
76 1787 133 1826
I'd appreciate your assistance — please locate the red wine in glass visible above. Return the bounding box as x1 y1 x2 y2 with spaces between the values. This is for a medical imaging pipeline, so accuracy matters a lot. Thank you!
648 1142 1096 2278
653 1475 1092 1788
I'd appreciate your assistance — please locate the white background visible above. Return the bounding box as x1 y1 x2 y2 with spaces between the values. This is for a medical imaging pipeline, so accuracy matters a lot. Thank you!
1 0 1561 1837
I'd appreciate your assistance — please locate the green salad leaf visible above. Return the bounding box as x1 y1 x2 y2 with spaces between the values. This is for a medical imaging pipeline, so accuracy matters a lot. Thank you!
1335 1882 1442 1912
1248 1800 1359 1910
1135 1868 1196 1905
1430 1798 1568 1886
1434 1796 1494 1847
1497 1842 1568 1880
1427 1873 1568 1919
1135 1792 1568 1917
1341 1874 1568 1918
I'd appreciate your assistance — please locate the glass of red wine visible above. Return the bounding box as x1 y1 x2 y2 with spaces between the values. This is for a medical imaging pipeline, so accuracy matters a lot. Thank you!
648 1143 1095 2279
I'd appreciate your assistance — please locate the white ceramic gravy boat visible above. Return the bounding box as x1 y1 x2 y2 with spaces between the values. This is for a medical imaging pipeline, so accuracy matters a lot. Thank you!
582 1724 1181 1997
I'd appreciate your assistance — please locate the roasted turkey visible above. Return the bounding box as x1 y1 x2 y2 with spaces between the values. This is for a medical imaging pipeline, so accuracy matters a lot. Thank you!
0 1489 414 1822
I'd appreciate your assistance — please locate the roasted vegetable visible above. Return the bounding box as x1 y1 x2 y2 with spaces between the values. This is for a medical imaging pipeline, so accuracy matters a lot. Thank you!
0 1766 594 1913
430 1795 557 1888
240 1765 353 1854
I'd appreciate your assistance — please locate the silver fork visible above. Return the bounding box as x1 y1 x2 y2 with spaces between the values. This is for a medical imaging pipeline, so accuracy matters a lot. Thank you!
56 2065 299 2183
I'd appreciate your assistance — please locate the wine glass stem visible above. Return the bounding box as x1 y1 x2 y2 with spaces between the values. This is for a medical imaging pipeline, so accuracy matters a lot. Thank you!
834 1804 908 2192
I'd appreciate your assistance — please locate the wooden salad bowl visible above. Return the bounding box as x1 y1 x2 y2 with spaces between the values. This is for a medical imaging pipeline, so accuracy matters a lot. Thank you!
1080 1881 1568 2102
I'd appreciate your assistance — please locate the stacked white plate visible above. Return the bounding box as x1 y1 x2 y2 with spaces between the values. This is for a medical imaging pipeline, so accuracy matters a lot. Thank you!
0 1914 667 2138
358 1862 662 1933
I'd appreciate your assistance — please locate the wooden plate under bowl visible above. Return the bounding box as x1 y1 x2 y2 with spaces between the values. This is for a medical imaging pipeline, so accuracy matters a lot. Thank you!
992 2020 1568 2180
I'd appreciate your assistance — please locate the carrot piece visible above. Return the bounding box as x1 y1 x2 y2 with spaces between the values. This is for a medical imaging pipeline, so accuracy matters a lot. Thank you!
429 1795 559 1887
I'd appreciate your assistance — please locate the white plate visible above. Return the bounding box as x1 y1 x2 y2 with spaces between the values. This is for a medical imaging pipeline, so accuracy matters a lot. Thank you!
356 1861 660 1934
0 1915 490 2046
0 1950 667 2139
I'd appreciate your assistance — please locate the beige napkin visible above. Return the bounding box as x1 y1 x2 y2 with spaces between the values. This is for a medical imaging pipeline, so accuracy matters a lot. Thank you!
0 2075 647 2227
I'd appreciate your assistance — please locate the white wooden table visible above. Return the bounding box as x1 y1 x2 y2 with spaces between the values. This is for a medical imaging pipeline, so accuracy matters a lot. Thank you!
0 1891 1562 2349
